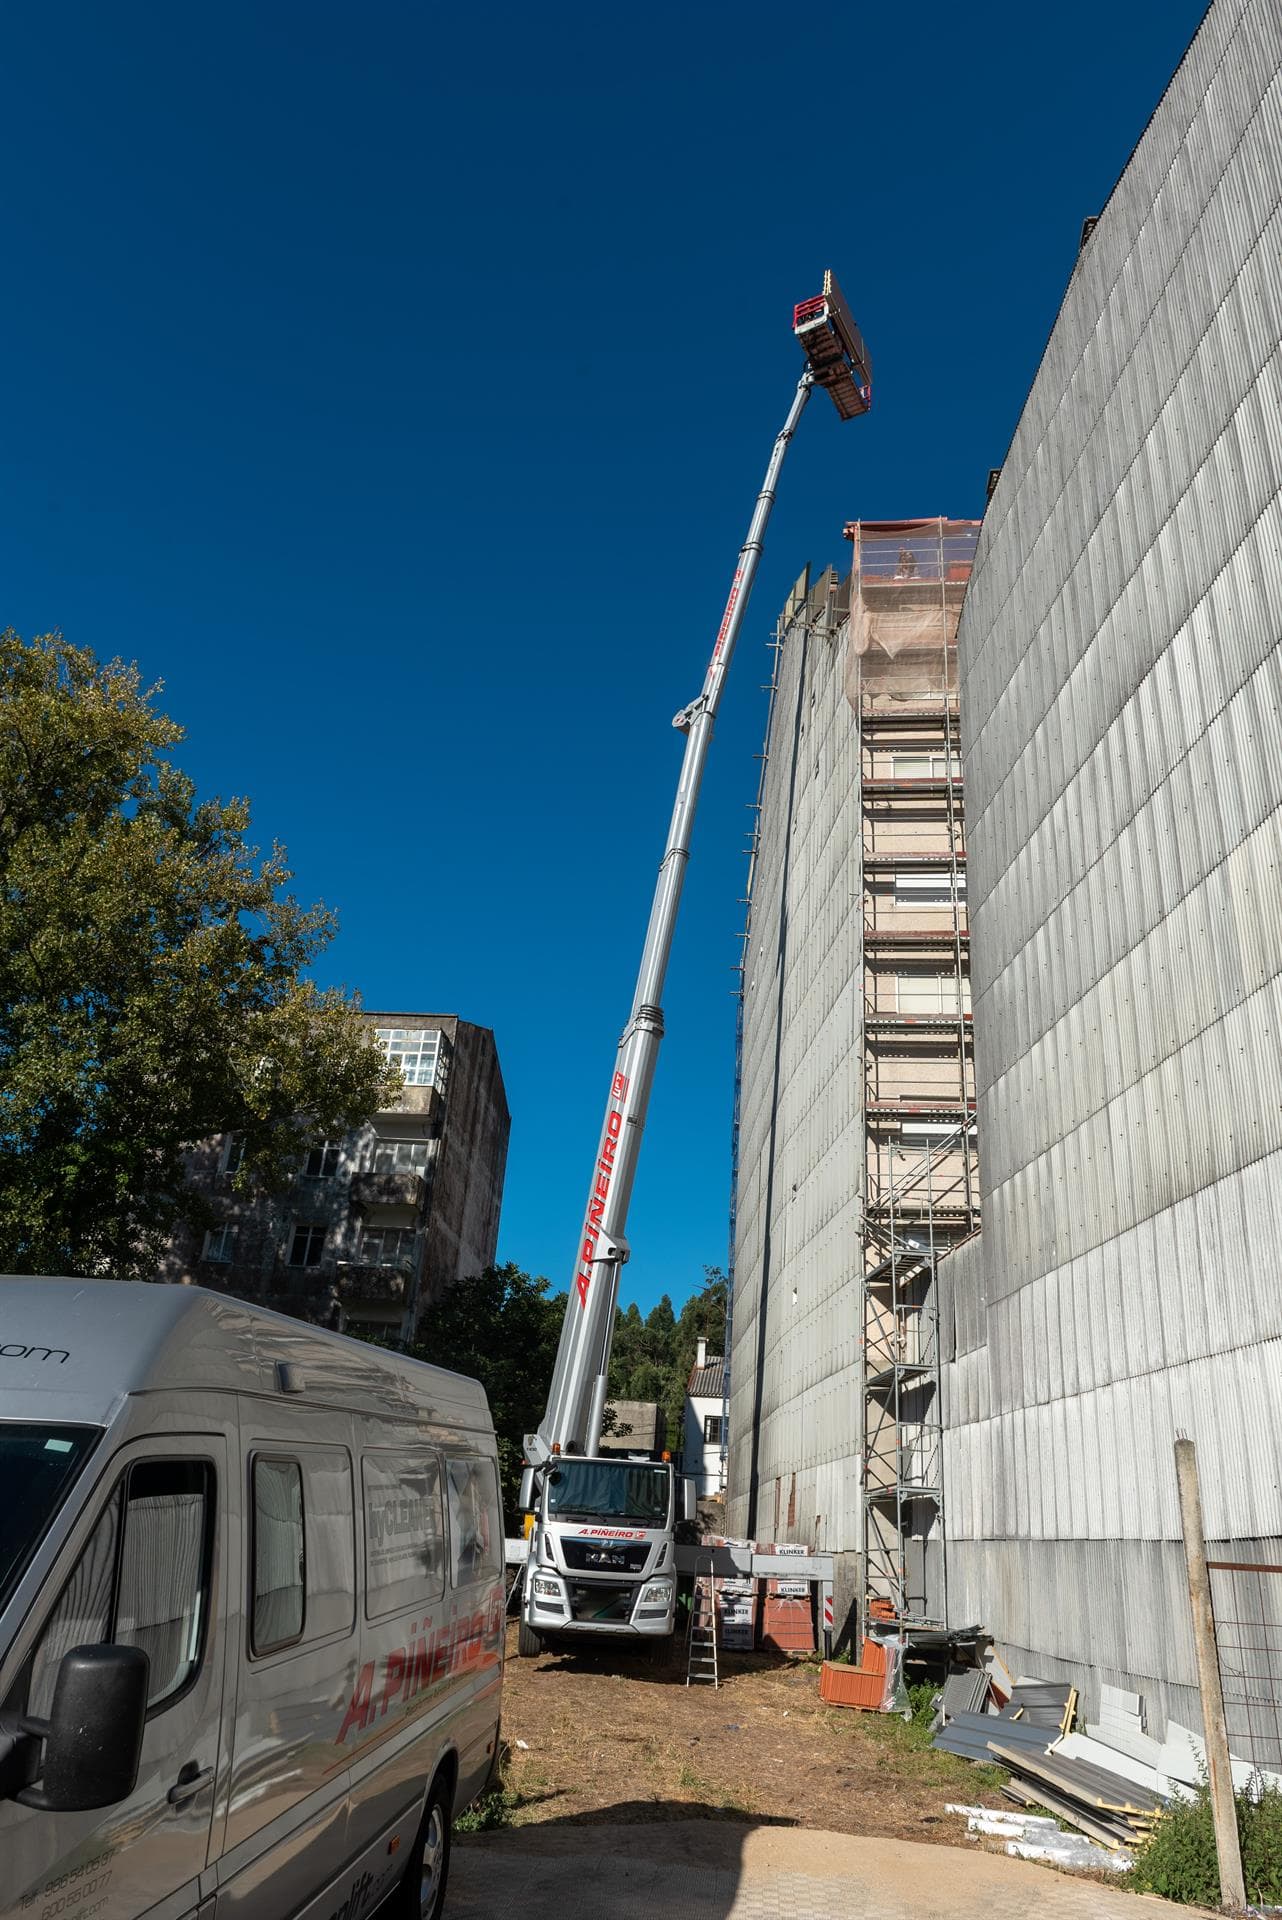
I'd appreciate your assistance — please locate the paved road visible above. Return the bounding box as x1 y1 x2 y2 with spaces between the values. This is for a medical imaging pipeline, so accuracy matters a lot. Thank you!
449 1820 1188 1918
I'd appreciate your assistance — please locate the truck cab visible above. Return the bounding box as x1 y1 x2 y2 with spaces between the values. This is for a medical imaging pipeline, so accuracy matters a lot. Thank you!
519 1453 683 1654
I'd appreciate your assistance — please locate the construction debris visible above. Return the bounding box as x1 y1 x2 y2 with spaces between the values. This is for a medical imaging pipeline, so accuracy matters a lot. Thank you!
936 1668 991 1724
945 1803 1134 1876
988 1741 1163 1851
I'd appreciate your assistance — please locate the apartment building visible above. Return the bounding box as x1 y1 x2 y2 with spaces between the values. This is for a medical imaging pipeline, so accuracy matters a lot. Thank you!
163 1013 509 1339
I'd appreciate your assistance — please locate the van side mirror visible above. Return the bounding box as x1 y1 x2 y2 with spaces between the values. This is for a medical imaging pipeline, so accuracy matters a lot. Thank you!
681 1477 697 1523
16 1645 148 1812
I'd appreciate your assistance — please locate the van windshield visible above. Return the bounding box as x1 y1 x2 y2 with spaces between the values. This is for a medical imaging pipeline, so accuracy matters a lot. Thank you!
545 1459 670 1528
0 1425 101 1611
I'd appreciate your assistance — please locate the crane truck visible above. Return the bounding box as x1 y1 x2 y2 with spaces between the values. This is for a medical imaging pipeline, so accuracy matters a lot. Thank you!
517 274 871 1657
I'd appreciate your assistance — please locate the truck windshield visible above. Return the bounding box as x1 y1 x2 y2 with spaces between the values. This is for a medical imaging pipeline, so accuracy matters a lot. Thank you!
545 1459 670 1528
0 1425 101 1611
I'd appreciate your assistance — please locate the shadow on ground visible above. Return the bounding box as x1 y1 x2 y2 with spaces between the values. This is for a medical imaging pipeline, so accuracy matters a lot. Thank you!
447 1799 1174 1920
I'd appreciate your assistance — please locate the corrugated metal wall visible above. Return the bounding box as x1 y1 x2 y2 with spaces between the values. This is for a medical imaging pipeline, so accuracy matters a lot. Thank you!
938 0 1282 1731
726 576 865 1553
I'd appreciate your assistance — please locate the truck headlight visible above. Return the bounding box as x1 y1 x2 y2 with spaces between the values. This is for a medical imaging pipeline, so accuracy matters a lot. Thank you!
531 1575 562 1602
638 1579 673 1606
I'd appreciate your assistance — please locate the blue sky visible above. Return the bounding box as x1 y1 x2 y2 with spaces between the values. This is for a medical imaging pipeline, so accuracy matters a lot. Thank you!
4 1 1206 1313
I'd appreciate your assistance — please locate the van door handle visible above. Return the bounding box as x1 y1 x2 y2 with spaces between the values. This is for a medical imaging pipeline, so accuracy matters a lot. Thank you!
167 1763 214 1805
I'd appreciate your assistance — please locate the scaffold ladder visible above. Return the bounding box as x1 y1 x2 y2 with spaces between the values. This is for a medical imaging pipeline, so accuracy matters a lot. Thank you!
686 1564 720 1688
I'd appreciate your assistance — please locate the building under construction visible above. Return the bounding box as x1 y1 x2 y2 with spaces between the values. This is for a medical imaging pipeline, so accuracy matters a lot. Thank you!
927 0 1282 1756
726 519 979 1632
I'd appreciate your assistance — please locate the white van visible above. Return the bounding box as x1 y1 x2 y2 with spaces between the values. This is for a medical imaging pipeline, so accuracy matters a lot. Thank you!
0 1278 505 1920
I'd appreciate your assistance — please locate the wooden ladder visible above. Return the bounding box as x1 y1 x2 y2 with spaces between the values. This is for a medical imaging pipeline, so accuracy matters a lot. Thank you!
686 1562 720 1688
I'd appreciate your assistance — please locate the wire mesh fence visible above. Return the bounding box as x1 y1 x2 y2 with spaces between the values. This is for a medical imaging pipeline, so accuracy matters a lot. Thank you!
1208 1558 1282 1774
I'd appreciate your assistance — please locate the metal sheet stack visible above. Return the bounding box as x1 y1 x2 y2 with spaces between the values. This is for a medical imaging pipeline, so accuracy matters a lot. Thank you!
992 1744 1164 1851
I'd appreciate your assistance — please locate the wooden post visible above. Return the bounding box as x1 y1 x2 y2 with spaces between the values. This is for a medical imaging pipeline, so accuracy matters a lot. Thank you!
1174 1437 1246 1912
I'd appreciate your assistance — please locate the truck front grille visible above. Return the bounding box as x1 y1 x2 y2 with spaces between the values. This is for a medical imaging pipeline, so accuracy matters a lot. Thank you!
567 1582 635 1624
561 1539 650 1574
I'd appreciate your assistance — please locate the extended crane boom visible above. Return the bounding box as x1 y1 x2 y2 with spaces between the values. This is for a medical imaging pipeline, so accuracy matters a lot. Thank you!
534 274 872 1463
517 275 870 1657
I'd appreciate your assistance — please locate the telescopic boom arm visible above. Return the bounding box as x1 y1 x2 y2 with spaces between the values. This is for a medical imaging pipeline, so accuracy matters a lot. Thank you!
529 276 871 1466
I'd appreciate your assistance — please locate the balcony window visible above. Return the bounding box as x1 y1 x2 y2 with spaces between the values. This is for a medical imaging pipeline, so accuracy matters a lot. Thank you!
890 753 961 781
896 971 971 1016
374 1027 444 1088
288 1224 327 1268
372 1139 429 1175
894 872 966 905
360 1226 415 1270
303 1142 341 1178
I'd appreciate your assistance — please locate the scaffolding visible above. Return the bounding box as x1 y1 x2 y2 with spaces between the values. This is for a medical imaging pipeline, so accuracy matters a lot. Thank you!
848 518 981 1628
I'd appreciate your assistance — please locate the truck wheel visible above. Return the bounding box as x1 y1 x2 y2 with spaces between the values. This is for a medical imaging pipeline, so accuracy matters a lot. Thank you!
388 1771 451 1920
517 1617 542 1658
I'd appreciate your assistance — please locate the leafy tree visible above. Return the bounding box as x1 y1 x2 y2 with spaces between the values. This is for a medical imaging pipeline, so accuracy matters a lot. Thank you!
0 630 397 1278
404 1263 566 1520
607 1267 728 1449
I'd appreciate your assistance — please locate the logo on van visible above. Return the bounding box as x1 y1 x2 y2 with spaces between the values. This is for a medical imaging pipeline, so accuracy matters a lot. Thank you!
326 1869 377 1920
368 1496 432 1547
338 1587 504 1745
0 1342 69 1364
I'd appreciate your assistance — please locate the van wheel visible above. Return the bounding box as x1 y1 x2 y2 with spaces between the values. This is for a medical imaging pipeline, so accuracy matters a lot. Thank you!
517 1618 542 1658
390 1773 451 1920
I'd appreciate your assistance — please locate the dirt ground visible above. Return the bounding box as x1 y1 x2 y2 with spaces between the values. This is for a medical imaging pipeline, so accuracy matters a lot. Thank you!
490 1624 1011 1844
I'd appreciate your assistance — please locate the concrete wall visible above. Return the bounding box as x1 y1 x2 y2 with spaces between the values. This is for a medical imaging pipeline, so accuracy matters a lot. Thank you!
726 571 865 1567
937 0 1282 1743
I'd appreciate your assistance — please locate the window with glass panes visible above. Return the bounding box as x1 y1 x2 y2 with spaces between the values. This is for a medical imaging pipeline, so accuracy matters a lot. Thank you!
890 752 961 780
374 1027 442 1087
372 1139 429 1175
203 1224 235 1263
288 1224 327 1268
303 1142 341 1178
895 971 971 1015
361 1226 414 1269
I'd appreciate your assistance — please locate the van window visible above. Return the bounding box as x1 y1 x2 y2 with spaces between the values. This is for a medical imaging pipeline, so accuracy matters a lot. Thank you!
114 1461 213 1705
446 1456 502 1587
0 1424 100 1612
252 1458 305 1652
300 1449 356 1641
362 1452 445 1619
25 1458 215 1719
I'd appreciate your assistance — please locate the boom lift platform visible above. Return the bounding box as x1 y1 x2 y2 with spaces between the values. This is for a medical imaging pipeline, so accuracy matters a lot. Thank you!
793 270 873 420
517 274 869 1659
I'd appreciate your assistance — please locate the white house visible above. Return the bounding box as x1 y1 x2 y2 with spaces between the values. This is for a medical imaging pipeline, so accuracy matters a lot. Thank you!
683 1337 726 1497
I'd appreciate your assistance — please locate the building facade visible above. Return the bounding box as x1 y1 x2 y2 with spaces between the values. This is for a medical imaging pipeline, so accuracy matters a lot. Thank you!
164 1013 509 1339
684 1338 728 1497
727 528 977 1628
935 0 1282 1754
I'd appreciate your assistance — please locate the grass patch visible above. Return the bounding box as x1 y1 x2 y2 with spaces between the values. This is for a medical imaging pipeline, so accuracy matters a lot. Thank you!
1131 1776 1282 1908
455 1750 550 1832
455 1785 520 1833
846 1682 1011 1796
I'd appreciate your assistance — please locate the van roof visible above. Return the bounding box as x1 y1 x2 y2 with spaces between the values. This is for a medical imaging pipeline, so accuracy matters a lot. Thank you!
0 1278 493 1432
